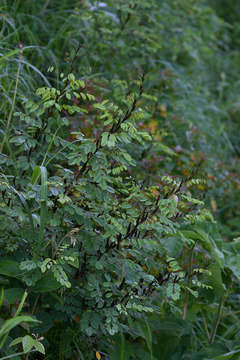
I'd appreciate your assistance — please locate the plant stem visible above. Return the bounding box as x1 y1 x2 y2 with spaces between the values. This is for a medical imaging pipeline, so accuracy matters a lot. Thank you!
209 284 232 344
41 124 61 167
201 310 210 342
209 296 224 344
183 245 194 320
31 294 40 315
0 287 4 308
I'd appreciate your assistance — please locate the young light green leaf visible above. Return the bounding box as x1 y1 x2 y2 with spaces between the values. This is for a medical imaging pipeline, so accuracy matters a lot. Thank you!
22 335 35 353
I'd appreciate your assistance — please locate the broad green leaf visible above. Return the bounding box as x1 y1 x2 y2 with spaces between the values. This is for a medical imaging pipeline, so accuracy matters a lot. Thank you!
33 341 45 354
206 263 225 296
0 260 21 278
9 186 34 233
9 337 23 347
31 272 62 292
0 316 39 339
5 288 25 305
225 254 240 280
22 335 35 353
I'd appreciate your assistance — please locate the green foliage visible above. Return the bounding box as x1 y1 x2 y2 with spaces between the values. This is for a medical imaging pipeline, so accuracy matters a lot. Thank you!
0 0 240 359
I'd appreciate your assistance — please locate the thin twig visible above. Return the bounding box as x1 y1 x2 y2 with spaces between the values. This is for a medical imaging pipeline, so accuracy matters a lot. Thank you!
52 227 81 259
201 310 210 342
76 73 145 179
209 284 232 344
31 294 40 315
183 245 194 320
209 296 224 344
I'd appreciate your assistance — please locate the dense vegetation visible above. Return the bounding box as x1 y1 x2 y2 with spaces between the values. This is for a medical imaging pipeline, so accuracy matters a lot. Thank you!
0 1 240 359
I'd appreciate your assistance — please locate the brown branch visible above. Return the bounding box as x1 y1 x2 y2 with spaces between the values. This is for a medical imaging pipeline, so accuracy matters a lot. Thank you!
75 73 145 179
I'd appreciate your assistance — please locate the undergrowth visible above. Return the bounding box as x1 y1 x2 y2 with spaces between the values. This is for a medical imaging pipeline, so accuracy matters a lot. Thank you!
1 1 240 359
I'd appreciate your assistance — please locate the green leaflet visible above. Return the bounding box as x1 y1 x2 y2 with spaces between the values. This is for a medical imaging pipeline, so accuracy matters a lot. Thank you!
31 272 62 293
0 260 21 279
9 185 34 233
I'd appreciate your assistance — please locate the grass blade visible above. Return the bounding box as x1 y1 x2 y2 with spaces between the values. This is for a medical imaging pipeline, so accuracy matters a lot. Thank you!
38 166 48 247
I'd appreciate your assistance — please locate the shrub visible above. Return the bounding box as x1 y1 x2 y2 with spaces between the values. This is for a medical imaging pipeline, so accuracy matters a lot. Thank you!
0 62 220 358
1 1 240 359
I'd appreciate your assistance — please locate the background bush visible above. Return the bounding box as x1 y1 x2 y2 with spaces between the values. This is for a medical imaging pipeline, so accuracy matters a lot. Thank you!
0 1 240 359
